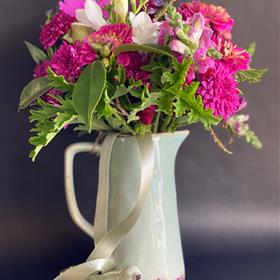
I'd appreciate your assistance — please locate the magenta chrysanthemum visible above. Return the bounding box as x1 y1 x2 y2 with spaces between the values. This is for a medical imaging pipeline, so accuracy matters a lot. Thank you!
88 24 132 49
178 1 234 39
50 41 97 82
197 60 242 120
39 11 75 50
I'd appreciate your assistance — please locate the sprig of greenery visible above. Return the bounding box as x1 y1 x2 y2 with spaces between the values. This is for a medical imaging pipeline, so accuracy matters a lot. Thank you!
236 68 267 83
29 98 77 161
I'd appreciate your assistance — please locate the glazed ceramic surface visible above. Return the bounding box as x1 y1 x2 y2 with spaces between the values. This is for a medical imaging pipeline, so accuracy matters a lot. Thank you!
107 131 189 280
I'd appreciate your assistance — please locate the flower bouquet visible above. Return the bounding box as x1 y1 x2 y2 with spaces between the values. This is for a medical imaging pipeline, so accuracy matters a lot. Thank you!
19 0 267 279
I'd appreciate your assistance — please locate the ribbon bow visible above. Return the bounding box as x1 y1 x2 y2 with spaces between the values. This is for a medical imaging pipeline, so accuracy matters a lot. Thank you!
56 134 155 280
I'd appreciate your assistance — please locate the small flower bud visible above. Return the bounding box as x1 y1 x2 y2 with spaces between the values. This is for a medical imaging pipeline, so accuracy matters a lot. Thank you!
102 57 110 67
100 45 111 57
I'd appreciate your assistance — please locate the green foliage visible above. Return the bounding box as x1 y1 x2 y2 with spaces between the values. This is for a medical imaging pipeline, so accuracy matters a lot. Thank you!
244 129 262 149
24 41 48 63
159 59 220 129
29 98 77 161
175 83 220 129
98 91 135 133
236 68 267 83
72 61 106 131
47 68 74 92
75 115 111 133
18 77 51 110
246 42 256 57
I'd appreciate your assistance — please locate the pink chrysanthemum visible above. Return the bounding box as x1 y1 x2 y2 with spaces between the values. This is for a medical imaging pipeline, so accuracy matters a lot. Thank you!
178 1 234 39
39 11 75 50
117 52 150 83
88 24 132 49
213 35 250 71
197 60 242 120
50 41 97 82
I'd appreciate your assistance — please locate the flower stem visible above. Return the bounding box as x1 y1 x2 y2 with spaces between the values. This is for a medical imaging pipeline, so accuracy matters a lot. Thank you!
209 127 233 155
153 111 161 133
160 115 172 132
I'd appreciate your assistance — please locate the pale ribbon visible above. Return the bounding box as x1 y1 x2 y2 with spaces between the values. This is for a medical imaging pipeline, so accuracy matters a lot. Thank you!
55 134 155 280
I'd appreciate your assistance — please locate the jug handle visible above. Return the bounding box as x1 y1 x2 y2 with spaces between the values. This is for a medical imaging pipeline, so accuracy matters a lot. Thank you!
64 143 95 239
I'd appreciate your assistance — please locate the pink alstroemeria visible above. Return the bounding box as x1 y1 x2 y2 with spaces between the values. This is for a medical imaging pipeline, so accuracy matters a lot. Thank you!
194 48 214 74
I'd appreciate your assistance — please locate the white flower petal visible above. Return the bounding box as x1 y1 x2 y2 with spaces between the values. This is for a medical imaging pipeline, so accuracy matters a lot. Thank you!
130 12 159 45
76 9 93 27
84 0 107 30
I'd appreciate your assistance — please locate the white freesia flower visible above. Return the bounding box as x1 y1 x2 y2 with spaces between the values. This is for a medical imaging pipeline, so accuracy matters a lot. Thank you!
76 0 107 30
114 0 128 23
129 12 160 44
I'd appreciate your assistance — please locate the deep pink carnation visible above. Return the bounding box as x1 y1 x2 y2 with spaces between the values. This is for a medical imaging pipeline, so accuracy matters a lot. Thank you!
197 60 242 120
117 52 150 83
213 35 250 71
137 105 157 125
178 1 234 39
33 60 51 78
39 11 75 50
50 41 97 82
88 24 132 50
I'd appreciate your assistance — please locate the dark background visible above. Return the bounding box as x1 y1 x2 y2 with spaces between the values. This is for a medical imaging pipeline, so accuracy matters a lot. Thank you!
0 0 279 279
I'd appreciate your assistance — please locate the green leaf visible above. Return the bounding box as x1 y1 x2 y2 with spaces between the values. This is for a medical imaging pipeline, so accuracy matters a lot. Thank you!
24 41 48 63
29 112 76 161
246 42 256 57
115 64 126 84
47 68 74 92
18 77 51 110
28 98 78 160
75 115 111 132
175 82 220 129
111 86 130 100
72 61 106 131
236 68 267 83
115 44 176 60
127 88 160 123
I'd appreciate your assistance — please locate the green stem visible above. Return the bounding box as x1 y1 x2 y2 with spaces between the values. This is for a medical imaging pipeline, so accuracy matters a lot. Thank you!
112 110 135 135
130 0 137 14
153 112 161 133
160 115 172 132
167 118 177 132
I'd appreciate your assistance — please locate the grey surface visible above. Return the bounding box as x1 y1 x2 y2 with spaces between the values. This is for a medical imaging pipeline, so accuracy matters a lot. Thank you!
0 0 279 279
